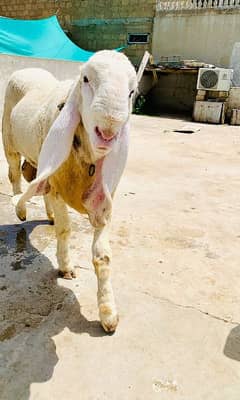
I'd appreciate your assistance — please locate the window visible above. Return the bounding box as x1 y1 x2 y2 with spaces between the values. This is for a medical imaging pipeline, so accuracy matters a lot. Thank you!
127 33 149 45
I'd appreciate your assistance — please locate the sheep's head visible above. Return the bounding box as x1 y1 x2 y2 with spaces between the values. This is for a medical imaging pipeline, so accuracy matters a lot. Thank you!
21 51 137 212
78 50 137 159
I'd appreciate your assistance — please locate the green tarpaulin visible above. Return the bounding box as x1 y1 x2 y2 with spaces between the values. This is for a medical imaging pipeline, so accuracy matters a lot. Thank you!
0 15 94 61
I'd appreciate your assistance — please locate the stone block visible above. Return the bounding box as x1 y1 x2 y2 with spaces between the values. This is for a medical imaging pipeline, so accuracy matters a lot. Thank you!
196 95 206 101
230 108 240 125
197 90 207 96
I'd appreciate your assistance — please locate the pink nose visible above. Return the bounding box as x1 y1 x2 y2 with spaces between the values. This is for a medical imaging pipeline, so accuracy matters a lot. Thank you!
95 126 115 141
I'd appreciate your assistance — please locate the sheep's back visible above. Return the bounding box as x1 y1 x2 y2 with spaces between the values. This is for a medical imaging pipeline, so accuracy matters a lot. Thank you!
6 70 73 166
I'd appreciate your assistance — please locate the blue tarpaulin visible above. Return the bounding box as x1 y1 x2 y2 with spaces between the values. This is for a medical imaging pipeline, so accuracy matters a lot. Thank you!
0 15 94 62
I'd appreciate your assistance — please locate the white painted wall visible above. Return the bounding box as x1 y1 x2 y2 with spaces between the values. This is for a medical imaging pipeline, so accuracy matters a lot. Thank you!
152 9 240 67
0 54 82 116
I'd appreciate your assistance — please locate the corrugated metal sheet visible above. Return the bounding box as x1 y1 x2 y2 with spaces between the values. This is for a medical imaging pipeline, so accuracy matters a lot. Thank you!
193 101 225 124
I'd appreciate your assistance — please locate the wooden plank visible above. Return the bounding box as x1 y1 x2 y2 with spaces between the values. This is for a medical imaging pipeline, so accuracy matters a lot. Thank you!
133 51 150 106
149 54 158 84
145 67 198 74
137 51 150 83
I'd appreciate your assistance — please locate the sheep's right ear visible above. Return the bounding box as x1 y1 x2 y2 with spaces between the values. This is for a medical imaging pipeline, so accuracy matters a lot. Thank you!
17 80 81 204
36 80 81 182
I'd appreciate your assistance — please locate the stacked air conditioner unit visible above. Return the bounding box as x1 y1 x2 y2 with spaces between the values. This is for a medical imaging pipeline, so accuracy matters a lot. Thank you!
197 68 233 91
194 68 233 124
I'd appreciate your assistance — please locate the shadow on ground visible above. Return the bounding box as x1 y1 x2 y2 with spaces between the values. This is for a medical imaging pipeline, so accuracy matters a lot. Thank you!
0 219 104 400
224 325 240 362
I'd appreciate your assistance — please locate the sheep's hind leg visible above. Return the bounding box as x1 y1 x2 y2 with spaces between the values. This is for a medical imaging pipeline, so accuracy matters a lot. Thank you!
44 194 54 224
92 222 119 333
50 192 76 279
7 152 22 195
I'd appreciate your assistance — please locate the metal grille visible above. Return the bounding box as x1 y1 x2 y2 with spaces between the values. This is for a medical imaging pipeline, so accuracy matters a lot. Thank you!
157 0 240 11
200 70 219 88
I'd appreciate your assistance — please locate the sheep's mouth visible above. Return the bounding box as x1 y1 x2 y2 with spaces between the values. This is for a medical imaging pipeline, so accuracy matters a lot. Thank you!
95 126 116 145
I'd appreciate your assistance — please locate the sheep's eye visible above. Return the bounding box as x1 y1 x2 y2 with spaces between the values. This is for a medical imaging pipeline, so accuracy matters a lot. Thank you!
83 76 89 83
129 90 134 98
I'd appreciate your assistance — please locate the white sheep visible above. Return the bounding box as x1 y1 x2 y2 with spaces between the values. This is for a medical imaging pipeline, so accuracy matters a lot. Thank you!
2 50 137 332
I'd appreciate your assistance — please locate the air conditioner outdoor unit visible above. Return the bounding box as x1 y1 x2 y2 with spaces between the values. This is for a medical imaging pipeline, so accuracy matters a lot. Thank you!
197 68 233 91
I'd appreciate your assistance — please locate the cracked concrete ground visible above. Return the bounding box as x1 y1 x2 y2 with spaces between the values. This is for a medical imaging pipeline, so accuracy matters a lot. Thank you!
0 76 240 398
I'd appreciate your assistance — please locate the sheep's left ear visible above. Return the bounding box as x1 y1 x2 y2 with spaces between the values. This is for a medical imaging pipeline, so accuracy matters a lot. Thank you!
17 79 81 202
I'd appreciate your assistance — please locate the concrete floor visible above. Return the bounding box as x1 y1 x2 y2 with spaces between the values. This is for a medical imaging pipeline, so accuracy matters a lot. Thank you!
0 113 240 400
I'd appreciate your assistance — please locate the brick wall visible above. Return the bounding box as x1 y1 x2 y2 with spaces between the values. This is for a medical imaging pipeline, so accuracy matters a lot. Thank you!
0 1 71 27
0 0 156 65
71 0 156 65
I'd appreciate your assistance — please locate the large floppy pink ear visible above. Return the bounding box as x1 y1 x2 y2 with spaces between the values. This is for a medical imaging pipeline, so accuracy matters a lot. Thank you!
82 123 130 228
16 80 81 205
102 122 130 194
36 80 81 183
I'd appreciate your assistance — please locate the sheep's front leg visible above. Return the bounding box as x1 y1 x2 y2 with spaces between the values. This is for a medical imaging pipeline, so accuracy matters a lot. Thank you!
50 192 76 279
92 221 118 333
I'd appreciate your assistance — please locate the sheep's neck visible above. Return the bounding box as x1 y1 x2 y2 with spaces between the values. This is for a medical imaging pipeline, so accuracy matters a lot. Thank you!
82 158 112 228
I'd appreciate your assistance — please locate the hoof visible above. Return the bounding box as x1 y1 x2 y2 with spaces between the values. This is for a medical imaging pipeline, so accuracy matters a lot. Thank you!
101 315 119 333
59 269 76 280
12 195 26 221
46 211 54 224
48 217 54 225
16 204 26 221
99 304 119 333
